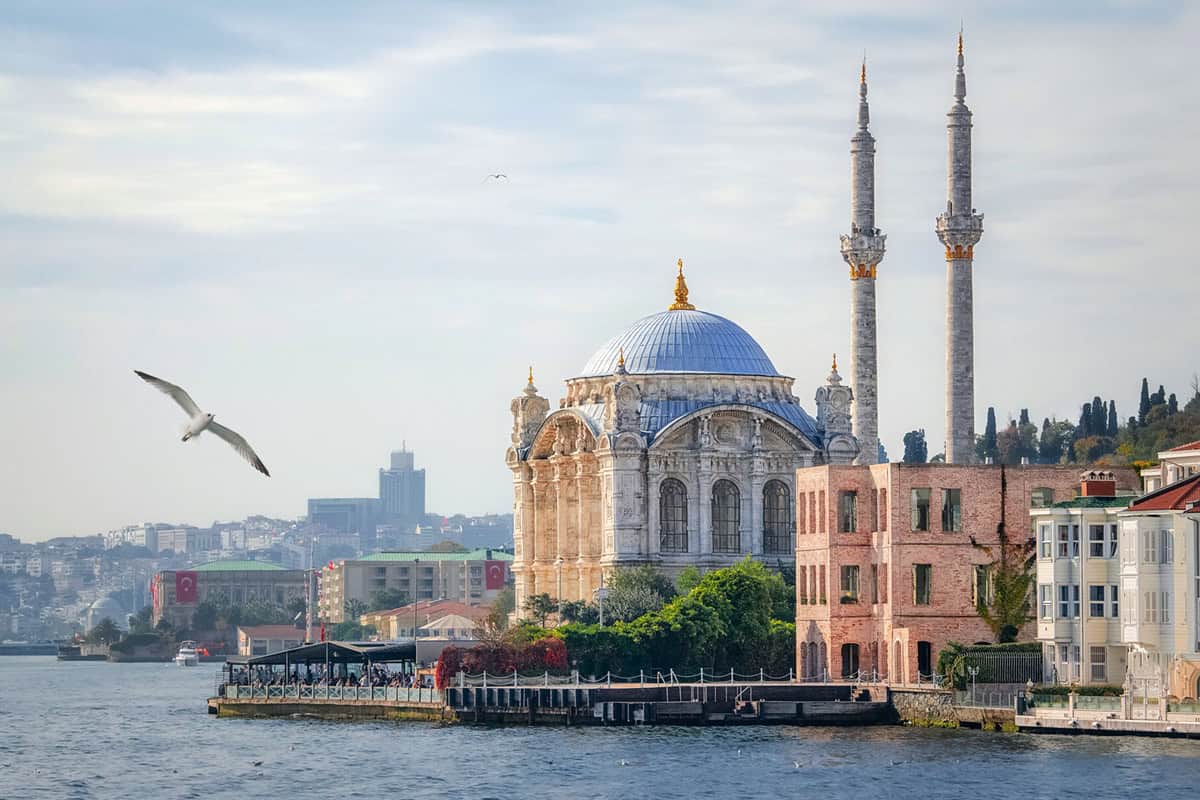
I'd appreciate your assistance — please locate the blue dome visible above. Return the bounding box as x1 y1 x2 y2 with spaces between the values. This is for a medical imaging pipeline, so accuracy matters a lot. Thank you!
579 310 780 377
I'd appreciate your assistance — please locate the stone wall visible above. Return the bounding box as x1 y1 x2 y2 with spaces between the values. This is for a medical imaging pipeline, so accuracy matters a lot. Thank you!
889 688 957 726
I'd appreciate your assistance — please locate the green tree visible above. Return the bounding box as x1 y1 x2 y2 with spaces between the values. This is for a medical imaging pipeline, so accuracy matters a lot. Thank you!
675 566 702 595
1168 393 1179 415
1107 400 1119 437
558 600 599 624
1139 377 1151 423
191 601 220 632
605 565 677 623
902 429 928 464
343 599 368 623
1077 402 1093 439
491 586 516 617
286 596 308 618
977 407 998 462
332 621 377 641
367 588 409 612
128 606 154 634
86 618 122 645
973 466 1034 643
523 593 557 627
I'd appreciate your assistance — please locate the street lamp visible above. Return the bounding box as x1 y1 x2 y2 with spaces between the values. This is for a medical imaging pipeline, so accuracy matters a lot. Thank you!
594 579 609 627
967 665 979 703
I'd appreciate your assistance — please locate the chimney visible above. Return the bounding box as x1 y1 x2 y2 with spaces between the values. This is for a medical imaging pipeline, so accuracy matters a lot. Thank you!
1080 470 1117 498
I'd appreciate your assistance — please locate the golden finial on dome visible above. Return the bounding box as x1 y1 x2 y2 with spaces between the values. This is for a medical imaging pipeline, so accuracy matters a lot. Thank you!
860 58 866 85
831 353 838 371
957 25 963 56
527 365 534 384
618 347 625 368
668 258 696 311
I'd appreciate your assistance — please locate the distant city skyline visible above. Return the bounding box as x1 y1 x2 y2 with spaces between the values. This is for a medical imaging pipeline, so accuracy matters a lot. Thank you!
2 2 1197 540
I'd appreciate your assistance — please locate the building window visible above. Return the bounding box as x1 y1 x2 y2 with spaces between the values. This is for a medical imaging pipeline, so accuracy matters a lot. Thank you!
870 564 879 604
878 489 888 531
797 492 806 535
1038 524 1052 559
839 491 858 533
1143 592 1157 623
941 489 963 532
1107 524 1119 558
1161 592 1171 624
841 643 860 678
880 564 888 604
1109 585 1119 619
1057 524 1079 558
762 480 793 554
809 491 817 534
1089 525 1106 558
1059 584 1079 618
840 565 860 603
798 566 808 605
1039 584 1052 619
1160 530 1174 564
1031 487 1055 508
819 565 827 605
659 479 689 553
911 489 931 531
913 564 932 606
1089 585 1106 618
1090 646 1107 683
711 480 741 553
818 491 826 534
972 566 991 610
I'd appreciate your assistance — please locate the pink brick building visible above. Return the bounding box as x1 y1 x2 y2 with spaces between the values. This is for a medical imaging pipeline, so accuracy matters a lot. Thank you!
794 463 1138 684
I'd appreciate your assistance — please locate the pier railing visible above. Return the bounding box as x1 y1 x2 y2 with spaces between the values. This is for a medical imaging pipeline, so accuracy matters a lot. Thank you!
455 668 805 688
221 685 443 704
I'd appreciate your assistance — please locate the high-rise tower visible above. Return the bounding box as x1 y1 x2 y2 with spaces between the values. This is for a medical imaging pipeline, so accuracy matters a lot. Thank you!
935 32 984 464
840 61 886 465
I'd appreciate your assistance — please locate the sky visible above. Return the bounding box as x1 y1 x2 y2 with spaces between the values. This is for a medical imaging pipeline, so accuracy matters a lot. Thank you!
1 1 1197 541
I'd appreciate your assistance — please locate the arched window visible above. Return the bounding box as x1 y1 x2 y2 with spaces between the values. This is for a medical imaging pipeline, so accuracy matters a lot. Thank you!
763 480 793 554
841 643 860 678
711 480 741 553
659 479 689 553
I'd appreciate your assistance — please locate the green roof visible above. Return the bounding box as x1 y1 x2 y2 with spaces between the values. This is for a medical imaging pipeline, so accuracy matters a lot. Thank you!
1049 496 1134 509
192 559 285 571
359 549 513 563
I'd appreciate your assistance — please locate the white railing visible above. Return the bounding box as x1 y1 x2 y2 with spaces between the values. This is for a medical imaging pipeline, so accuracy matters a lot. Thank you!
223 685 443 704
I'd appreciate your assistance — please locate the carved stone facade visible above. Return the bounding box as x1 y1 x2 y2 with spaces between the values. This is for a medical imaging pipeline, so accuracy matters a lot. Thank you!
505 276 860 610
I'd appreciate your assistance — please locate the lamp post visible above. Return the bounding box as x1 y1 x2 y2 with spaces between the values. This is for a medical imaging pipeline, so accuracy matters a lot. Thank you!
968 665 979 704
594 578 608 627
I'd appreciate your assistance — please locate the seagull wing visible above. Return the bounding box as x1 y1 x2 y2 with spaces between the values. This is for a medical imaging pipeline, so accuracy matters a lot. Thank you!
207 421 270 477
134 370 201 417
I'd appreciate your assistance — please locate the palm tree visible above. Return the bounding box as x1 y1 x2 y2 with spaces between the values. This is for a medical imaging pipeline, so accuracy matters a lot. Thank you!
87 618 122 645
344 599 368 623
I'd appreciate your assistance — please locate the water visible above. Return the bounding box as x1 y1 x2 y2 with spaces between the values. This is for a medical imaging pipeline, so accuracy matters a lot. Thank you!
3 657 1200 799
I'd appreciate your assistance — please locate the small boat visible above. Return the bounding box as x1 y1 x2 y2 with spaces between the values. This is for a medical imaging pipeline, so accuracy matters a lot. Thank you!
175 640 200 666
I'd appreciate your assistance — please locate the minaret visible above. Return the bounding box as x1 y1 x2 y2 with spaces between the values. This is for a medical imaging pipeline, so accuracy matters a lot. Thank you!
936 31 984 464
839 60 886 465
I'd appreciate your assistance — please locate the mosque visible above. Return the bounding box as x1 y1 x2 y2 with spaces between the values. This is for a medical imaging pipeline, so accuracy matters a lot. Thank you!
506 34 983 609
505 264 859 606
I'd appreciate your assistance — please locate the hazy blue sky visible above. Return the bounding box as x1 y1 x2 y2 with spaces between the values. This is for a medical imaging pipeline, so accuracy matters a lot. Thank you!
2 1 1197 540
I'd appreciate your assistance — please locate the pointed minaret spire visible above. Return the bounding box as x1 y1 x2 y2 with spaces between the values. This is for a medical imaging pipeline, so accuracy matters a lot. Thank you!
840 56 886 465
936 28 985 464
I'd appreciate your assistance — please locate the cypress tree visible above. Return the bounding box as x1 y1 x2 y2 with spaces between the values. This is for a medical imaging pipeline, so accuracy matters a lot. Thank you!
1019 408 1031 426
1139 377 1151 423
1039 418 1056 464
1107 400 1118 437
984 407 998 460
1168 393 1179 415
1091 396 1105 431
1156 385 1167 406
1078 403 1093 439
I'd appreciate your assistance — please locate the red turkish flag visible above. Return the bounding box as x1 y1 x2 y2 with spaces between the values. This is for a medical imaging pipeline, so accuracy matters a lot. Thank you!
175 571 198 604
485 561 506 590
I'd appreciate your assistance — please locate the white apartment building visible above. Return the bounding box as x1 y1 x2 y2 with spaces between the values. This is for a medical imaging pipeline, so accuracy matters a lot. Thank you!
1141 440 1200 493
1118 472 1200 700
1033 471 1134 685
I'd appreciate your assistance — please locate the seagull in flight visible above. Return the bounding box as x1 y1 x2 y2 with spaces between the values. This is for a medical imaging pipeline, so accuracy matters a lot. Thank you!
481 173 508 183
134 370 270 477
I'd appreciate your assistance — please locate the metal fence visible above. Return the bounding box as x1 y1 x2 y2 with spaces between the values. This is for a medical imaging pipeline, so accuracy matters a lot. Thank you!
954 649 1044 687
954 687 1021 709
456 668 799 688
